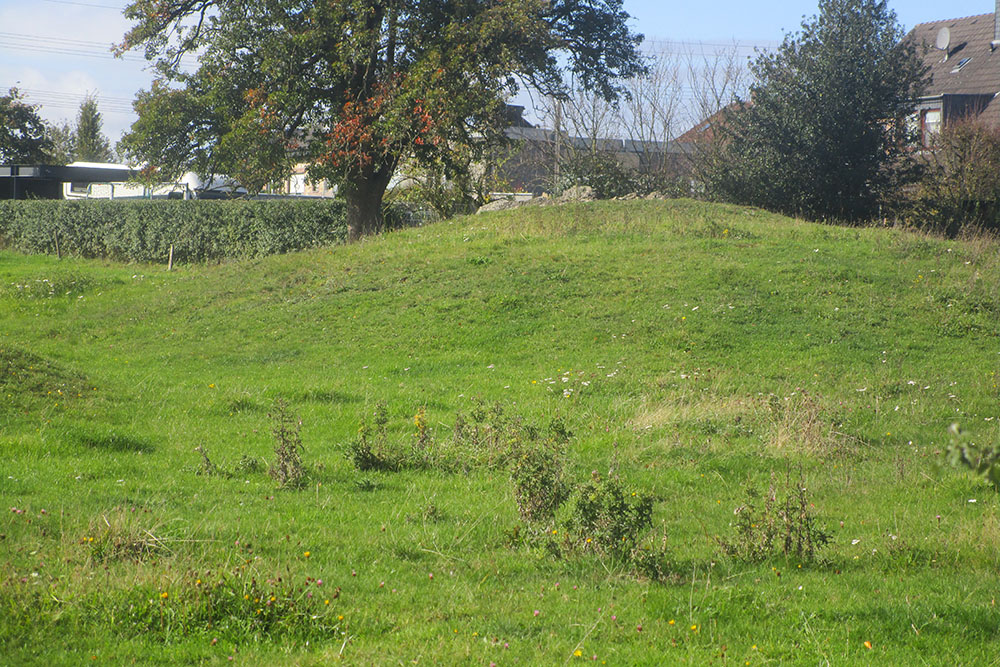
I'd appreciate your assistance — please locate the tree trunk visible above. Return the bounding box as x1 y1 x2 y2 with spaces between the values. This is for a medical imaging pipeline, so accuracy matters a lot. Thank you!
343 168 393 242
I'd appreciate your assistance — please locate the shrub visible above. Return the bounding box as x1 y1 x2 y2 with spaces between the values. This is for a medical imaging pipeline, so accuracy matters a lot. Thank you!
907 118 1000 235
557 152 637 199
945 423 1000 490
561 471 654 558
510 441 569 524
0 199 348 262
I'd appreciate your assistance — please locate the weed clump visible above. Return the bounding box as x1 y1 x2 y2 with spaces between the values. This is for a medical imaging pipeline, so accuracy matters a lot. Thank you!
194 445 228 477
347 402 397 471
268 399 307 488
718 469 831 563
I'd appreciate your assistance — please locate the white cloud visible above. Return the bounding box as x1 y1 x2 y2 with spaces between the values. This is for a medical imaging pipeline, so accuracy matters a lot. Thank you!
0 2 153 140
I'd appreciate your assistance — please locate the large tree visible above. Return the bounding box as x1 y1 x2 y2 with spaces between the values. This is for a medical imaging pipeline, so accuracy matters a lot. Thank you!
117 0 645 238
0 88 52 164
704 0 927 221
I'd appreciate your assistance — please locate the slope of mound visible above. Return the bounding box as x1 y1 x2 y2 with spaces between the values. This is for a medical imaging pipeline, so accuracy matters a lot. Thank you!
1 199 999 664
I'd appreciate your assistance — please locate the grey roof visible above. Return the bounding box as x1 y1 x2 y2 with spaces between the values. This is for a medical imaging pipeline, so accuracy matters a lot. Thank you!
910 13 1000 122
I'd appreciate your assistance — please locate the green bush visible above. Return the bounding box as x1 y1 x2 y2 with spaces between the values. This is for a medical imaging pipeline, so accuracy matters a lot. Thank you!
0 199 348 262
557 152 637 199
510 441 569 524
945 423 1000 491
906 119 1000 236
561 471 654 558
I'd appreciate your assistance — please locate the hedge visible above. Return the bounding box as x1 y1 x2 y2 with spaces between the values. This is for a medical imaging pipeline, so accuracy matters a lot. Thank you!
0 199 349 263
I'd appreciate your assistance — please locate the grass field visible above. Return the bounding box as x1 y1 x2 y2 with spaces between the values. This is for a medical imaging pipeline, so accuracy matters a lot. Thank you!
2 199 999 664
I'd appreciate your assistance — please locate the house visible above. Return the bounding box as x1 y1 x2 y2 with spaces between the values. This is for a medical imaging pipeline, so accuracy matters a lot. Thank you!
910 6 1000 145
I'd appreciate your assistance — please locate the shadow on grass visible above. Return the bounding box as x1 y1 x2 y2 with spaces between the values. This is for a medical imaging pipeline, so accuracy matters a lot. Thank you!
70 428 154 453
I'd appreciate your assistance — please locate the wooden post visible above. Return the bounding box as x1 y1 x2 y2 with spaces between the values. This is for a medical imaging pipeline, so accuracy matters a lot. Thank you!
54 232 61 260
167 244 174 271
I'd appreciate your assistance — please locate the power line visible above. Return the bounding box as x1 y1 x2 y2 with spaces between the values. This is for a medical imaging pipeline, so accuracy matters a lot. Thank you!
2 86 136 114
38 0 127 10
0 31 120 49
0 32 199 65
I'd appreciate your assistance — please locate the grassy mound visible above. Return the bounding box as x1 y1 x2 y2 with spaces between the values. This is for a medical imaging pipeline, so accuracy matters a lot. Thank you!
1 199 999 663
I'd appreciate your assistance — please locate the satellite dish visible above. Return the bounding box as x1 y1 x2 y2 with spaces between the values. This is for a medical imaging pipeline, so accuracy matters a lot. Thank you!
936 26 951 51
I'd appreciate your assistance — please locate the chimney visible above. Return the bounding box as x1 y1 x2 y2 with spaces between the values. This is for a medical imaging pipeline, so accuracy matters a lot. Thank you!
993 0 1000 50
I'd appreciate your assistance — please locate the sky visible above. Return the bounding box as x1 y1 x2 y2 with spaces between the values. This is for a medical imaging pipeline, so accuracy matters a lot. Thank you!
0 0 994 144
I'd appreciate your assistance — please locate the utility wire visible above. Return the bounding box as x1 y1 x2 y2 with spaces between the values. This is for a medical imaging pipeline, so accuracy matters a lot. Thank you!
0 32 199 65
38 0 126 10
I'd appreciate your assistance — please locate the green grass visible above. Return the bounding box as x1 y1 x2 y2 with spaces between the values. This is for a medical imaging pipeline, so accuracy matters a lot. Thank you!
2 199 1000 664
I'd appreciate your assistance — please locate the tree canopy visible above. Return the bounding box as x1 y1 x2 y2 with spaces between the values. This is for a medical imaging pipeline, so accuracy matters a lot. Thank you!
118 0 645 238
704 0 927 221
0 88 52 165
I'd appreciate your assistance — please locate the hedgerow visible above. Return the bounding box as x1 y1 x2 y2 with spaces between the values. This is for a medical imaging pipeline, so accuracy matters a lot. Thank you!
0 199 349 262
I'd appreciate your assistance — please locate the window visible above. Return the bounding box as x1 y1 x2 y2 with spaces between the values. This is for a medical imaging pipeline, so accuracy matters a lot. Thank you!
921 108 942 146
951 57 972 73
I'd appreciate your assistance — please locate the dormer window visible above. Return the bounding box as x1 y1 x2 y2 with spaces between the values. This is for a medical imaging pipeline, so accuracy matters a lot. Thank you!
951 57 972 73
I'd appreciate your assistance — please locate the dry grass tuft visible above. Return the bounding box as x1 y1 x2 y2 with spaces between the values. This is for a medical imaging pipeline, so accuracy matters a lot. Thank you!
79 507 172 564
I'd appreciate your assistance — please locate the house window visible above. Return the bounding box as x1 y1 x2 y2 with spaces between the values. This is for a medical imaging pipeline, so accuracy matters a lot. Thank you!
921 108 942 146
951 57 972 73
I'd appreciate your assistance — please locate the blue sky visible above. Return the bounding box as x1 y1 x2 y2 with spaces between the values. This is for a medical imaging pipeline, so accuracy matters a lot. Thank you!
625 0 990 42
0 0 994 142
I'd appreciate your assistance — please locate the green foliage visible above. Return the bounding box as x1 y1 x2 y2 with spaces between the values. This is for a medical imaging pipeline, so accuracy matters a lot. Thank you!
561 471 654 558
391 140 515 220
558 152 635 199
703 0 927 220
556 152 688 200
0 199 347 262
41 564 343 643
510 440 569 524
946 423 1000 491
194 445 227 478
72 95 114 163
44 121 75 165
908 119 1000 235
717 471 831 563
118 0 646 237
0 88 52 163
